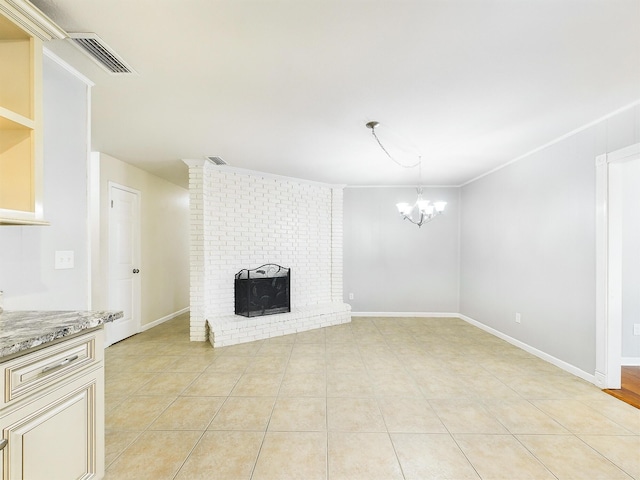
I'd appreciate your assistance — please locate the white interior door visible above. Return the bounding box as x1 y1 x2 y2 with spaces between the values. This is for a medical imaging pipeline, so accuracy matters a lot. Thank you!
106 183 141 346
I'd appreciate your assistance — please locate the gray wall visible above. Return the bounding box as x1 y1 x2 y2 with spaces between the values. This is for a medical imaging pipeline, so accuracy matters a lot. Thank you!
0 55 90 309
622 157 640 360
343 186 459 313
459 105 640 374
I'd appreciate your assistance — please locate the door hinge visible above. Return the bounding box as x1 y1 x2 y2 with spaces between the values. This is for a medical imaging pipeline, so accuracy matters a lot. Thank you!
111 200 113 208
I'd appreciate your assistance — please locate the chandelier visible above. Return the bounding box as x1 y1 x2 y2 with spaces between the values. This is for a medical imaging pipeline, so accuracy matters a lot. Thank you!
366 121 446 227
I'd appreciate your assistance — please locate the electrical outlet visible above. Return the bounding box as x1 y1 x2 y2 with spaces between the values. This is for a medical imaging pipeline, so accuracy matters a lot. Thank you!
515 312 521 324
348 293 354 300
54 251 74 270
634 324 640 336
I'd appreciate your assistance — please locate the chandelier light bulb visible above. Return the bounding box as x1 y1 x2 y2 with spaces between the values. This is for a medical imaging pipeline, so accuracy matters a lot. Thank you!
434 201 447 213
396 202 412 215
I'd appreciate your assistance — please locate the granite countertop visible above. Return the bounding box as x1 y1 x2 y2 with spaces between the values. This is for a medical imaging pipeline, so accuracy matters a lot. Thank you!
0 310 123 359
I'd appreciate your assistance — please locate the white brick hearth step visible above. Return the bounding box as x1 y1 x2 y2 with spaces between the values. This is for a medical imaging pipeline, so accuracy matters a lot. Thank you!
207 302 351 347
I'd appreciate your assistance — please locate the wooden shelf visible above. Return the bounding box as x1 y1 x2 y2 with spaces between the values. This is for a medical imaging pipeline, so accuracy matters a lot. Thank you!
0 105 35 129
0 215 49 225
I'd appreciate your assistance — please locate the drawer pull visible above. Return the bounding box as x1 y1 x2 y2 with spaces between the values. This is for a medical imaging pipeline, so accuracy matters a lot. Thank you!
0 439 7 451
41 355 79 374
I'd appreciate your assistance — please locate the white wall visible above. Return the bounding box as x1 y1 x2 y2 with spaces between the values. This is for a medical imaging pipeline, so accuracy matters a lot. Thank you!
91 153 189 326
621 157 640 361
343 186 460 313
0 55 90 310
459 104 640 374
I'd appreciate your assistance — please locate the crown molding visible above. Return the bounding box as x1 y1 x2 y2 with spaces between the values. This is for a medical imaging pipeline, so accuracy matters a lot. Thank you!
0 0 67 40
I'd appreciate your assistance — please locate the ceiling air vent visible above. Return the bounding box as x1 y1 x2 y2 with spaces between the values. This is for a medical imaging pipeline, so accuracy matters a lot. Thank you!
206 156 227 165
68 33 135 74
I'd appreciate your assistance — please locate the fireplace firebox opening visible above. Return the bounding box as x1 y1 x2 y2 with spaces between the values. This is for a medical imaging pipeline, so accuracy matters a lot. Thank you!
234 264 291 317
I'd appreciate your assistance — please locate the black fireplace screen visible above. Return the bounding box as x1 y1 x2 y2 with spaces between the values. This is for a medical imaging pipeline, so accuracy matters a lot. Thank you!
234 264 291 317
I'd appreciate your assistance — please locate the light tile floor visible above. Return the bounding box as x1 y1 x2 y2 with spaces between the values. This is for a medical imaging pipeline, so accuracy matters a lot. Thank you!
104 314 640 479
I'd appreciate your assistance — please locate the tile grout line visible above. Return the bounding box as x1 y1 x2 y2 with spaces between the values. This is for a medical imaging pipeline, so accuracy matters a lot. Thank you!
248 335 294 480
324 328 330 480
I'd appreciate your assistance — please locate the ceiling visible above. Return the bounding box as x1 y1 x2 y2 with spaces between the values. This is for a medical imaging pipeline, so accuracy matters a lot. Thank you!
32 0 640 189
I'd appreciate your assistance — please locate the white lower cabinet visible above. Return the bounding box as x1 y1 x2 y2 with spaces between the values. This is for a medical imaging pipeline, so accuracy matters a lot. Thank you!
0 330 105 480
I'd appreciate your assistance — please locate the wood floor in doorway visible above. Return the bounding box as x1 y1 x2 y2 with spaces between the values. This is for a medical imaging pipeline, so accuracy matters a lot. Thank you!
604 366 640 409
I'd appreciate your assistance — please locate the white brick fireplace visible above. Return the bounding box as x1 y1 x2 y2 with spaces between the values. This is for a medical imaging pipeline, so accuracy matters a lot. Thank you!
184 159 351 347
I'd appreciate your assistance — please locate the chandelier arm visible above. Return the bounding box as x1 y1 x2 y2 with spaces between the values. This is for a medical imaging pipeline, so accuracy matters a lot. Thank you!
370 128 421 169
402 216 419 225
401 215 424 227
400 211 422 226
399 210 443 227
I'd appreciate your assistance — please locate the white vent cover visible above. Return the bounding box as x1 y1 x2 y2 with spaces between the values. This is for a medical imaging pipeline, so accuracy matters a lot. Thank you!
68 33 135 74
206 156 227 165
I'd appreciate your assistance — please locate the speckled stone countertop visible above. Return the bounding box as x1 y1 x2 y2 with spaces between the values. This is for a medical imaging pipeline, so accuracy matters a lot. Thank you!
0 310 123 359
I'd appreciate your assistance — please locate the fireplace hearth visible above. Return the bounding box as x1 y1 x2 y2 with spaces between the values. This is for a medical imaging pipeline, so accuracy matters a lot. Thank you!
235 264 291 317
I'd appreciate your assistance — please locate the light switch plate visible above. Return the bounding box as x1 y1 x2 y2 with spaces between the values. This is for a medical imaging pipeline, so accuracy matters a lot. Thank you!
634 324 640 336
55 251 74 269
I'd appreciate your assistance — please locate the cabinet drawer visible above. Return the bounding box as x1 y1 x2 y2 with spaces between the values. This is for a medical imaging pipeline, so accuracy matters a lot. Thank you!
1 331 102 408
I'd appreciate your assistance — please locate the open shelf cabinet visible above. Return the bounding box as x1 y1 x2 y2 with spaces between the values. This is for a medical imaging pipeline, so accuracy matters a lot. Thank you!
0 0 66 225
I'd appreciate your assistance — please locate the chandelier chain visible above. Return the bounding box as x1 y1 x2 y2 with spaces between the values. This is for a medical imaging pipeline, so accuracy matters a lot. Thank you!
370 127 421 169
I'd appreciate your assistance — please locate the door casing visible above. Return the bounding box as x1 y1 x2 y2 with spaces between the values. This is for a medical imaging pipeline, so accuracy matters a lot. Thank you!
595 143 640 388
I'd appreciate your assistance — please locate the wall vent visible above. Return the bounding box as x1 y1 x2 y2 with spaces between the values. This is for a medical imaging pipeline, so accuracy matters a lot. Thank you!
68 33 136 74
206 156 228 165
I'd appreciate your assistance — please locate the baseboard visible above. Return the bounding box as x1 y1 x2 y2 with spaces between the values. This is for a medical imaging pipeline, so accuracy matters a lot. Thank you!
350 312 460 318
458 314 596 385
622 357 640 366
140 307 190 332
594 371 607 389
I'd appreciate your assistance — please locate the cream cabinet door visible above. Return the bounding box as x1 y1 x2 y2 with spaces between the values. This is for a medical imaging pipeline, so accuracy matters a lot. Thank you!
1 368 103 480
